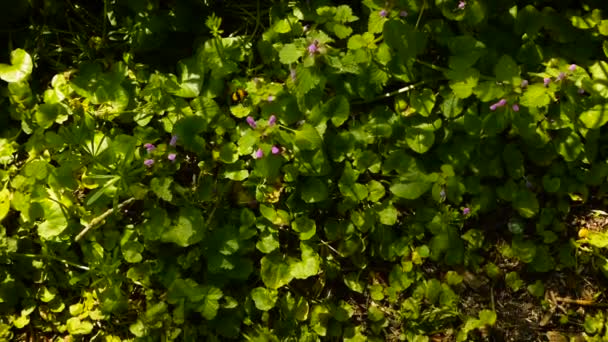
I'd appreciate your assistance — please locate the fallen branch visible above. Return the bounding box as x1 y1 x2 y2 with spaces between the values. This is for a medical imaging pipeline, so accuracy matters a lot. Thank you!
75 197 136 242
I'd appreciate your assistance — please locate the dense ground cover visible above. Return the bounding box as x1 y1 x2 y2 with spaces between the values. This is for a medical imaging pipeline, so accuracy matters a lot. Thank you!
2 0 608 340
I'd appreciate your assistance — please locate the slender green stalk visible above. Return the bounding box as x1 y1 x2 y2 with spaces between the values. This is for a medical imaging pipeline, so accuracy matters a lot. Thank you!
12 252 90 271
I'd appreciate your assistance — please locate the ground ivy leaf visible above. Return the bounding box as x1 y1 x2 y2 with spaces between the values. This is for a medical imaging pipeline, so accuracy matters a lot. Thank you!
366 180 385 202
300 177 329 203
390 181 432 200
38 198 68 240
323 95 350 127
256 230 280 253
0 49 33 83
405 127 435 154
295 123 323 150
150 177 173 202
410 88 436 117
260 252 293 289
66 317 94 335
579 104 608 129
160 206 204 247
378 203 398 226
251 287 278 311
279 44 304 64
292 216 316 240
0 189 10 222
121 241 144 263
494 55 520 84
290 243 321 279
513 189 539 218
521 83 550 108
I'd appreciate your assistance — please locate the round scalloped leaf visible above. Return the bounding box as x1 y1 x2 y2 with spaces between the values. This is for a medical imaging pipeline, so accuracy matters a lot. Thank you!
0 49 33 83
251 287 278 311
66 317 94 335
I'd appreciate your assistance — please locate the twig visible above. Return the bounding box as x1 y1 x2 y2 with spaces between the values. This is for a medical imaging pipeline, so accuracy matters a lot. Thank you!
12 252 90 271
554 296 608 307
75 197 136 242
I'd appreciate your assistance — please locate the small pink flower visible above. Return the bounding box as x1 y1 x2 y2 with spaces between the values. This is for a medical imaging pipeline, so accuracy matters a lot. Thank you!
267 95 275 102
497 99 507 107
557 72 566 81
543 77 551 87
399 10 408 17
458 1 466 9
307 40 319 54
569 64 577 72
168 153 176 161
271 146 280 155
254 148 264 159
268 115 277 126
512 104 520 112
462 207 470 215
379 9 388 17
169 135 178 147
144 159 154 167
490 104 497 111
521 79 529 88
144 143 156 153
246 116 257 129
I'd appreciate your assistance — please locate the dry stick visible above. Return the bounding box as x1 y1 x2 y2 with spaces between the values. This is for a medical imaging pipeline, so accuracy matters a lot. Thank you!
553 296 608 307
75 197 136 242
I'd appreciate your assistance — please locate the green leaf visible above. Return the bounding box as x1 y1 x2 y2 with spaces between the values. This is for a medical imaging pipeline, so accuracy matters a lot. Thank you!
520 83 550 108
579 104 608 129
447 68 480 99
378 204 398 225
171 56 204 98
279 44 304 64
218 142 239 163
290 243 321 279
0 189 9 221
292 216 316 240
35 103 68 129
300 177 329 203
554 129 583 162
494 55 520 84
150 177 173 202
511 237 537 263
390 181 432 200
406 127 435 154
0 49 33 83
37 198 68 240
256 230 279 253
66 317 94 335
160 207 205 247
323 95 350 127
512 189 539 218
586 231 608 248
260 252 293 289
447 36 486 69
410 88 436 117
251 287 278 311
366 180 385 202
294 124 323 150
121 241 144 263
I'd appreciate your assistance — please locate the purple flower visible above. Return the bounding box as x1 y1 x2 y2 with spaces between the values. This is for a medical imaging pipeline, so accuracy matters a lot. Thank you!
246 116 257 129
271 145 280 155
169 135 178 147
379 9 388 17
543 77 551 87
557 72 566 81
144 159 154 167
399 10 408 17
268 115 277 126
578 88 585 94
254 148 264 159
458 1 466 9
168 153 176 162
490 104 497 111
521 79 529 88
462 207 470 215
290 68 296 81
497 99 507 107
569 64 577 72
267 95 275 102
144 143 156 153
308 40 319 54
512 104 520 112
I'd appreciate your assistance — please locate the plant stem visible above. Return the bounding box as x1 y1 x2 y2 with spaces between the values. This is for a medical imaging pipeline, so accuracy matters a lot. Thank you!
75 197 136 242
12 252 90 271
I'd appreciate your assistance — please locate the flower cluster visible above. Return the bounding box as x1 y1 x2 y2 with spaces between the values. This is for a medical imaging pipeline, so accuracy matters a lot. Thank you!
489 98 507 111
307 40 319 55
143 134 179 167
246 115 282 159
